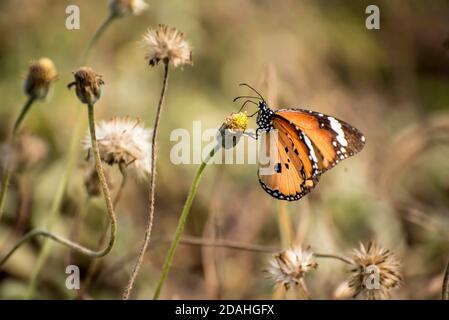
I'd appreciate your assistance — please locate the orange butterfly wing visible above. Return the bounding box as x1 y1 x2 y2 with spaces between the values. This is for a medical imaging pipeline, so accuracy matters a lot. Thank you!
276 109 365 171
258 109 365 201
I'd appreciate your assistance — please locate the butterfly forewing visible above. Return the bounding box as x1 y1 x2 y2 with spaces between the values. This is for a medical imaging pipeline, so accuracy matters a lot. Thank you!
275 109 365 171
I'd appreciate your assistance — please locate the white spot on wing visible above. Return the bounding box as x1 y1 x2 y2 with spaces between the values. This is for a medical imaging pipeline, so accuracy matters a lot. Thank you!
328 117 348 147
302 134 318 168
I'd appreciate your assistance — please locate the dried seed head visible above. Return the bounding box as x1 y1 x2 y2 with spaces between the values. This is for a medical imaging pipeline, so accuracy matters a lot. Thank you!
109 0 148 17
23 57 58 100
266 246 318 290
217 111 248 149
141 24 193 67
347 242 402 300
83 117 152 180
68 67 104 105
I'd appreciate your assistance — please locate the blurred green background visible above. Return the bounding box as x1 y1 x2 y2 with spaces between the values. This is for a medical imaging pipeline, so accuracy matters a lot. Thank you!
1 0 449 299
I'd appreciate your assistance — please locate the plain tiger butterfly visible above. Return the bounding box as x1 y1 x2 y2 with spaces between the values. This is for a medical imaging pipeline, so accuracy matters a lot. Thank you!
235 84 366 201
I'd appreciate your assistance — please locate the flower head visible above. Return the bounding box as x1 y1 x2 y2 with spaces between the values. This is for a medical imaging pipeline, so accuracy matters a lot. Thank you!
225 111 248 132
141 24 192 67
109 0 148 17
23 57 58 100
217 111 248 149
347 242 402 300
266 246 318 289
83 117 152 179
68 67 104 105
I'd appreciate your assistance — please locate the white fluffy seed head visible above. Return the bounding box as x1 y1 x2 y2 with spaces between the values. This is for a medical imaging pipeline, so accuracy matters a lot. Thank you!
266 246 317 289
141 24 193 67
83 117 152 180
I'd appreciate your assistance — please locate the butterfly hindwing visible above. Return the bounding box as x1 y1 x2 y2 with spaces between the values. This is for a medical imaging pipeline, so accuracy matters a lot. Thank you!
257 116 320 201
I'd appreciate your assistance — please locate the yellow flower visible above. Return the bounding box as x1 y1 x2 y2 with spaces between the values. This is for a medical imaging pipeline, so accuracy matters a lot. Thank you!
225 111 248 132
217 111 248 149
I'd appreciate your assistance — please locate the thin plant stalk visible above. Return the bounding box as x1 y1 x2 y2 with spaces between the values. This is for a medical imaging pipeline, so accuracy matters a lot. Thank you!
0 103 117 279
0 97 36 222
123 62 170 300
95 236 353 287
152 144 221 300
79 169 127 298
24 16 116 297
442 257 449 300
80 14 116 65
277 202 293 248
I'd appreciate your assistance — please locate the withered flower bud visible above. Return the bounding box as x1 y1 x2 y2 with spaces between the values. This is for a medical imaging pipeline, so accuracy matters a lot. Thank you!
68 67 104 105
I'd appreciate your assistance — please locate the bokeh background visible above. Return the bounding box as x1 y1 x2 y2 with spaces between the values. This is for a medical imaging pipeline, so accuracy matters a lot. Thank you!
1 0 449 299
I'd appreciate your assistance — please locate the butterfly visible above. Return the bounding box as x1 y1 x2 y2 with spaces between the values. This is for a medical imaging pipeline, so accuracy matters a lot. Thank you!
235 84 365 201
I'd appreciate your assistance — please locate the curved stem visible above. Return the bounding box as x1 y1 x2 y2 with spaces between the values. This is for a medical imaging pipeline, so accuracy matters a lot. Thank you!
442 257 449 300
0 97 35 222
152 145 220 300
25 112 83 298
0 104 117 274
86 102 117 256
80 14 116 65
123 63 170 300
24 13 117 296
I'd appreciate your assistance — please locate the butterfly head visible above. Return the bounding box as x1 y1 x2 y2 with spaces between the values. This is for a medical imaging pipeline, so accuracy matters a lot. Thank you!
256 100 275 131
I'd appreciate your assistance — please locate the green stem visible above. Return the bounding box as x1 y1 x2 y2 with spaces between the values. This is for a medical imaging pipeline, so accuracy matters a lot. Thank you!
80 13 116 65
13 97 35 135
153 144 220 300
1 104 117 290
0 97 35 222
122 63 170 300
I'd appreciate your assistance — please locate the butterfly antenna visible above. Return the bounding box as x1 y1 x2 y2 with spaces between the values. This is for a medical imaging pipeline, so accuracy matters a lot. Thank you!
238 99 258 112
238 83 265 101
248 109 260 117
233 95 263 102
